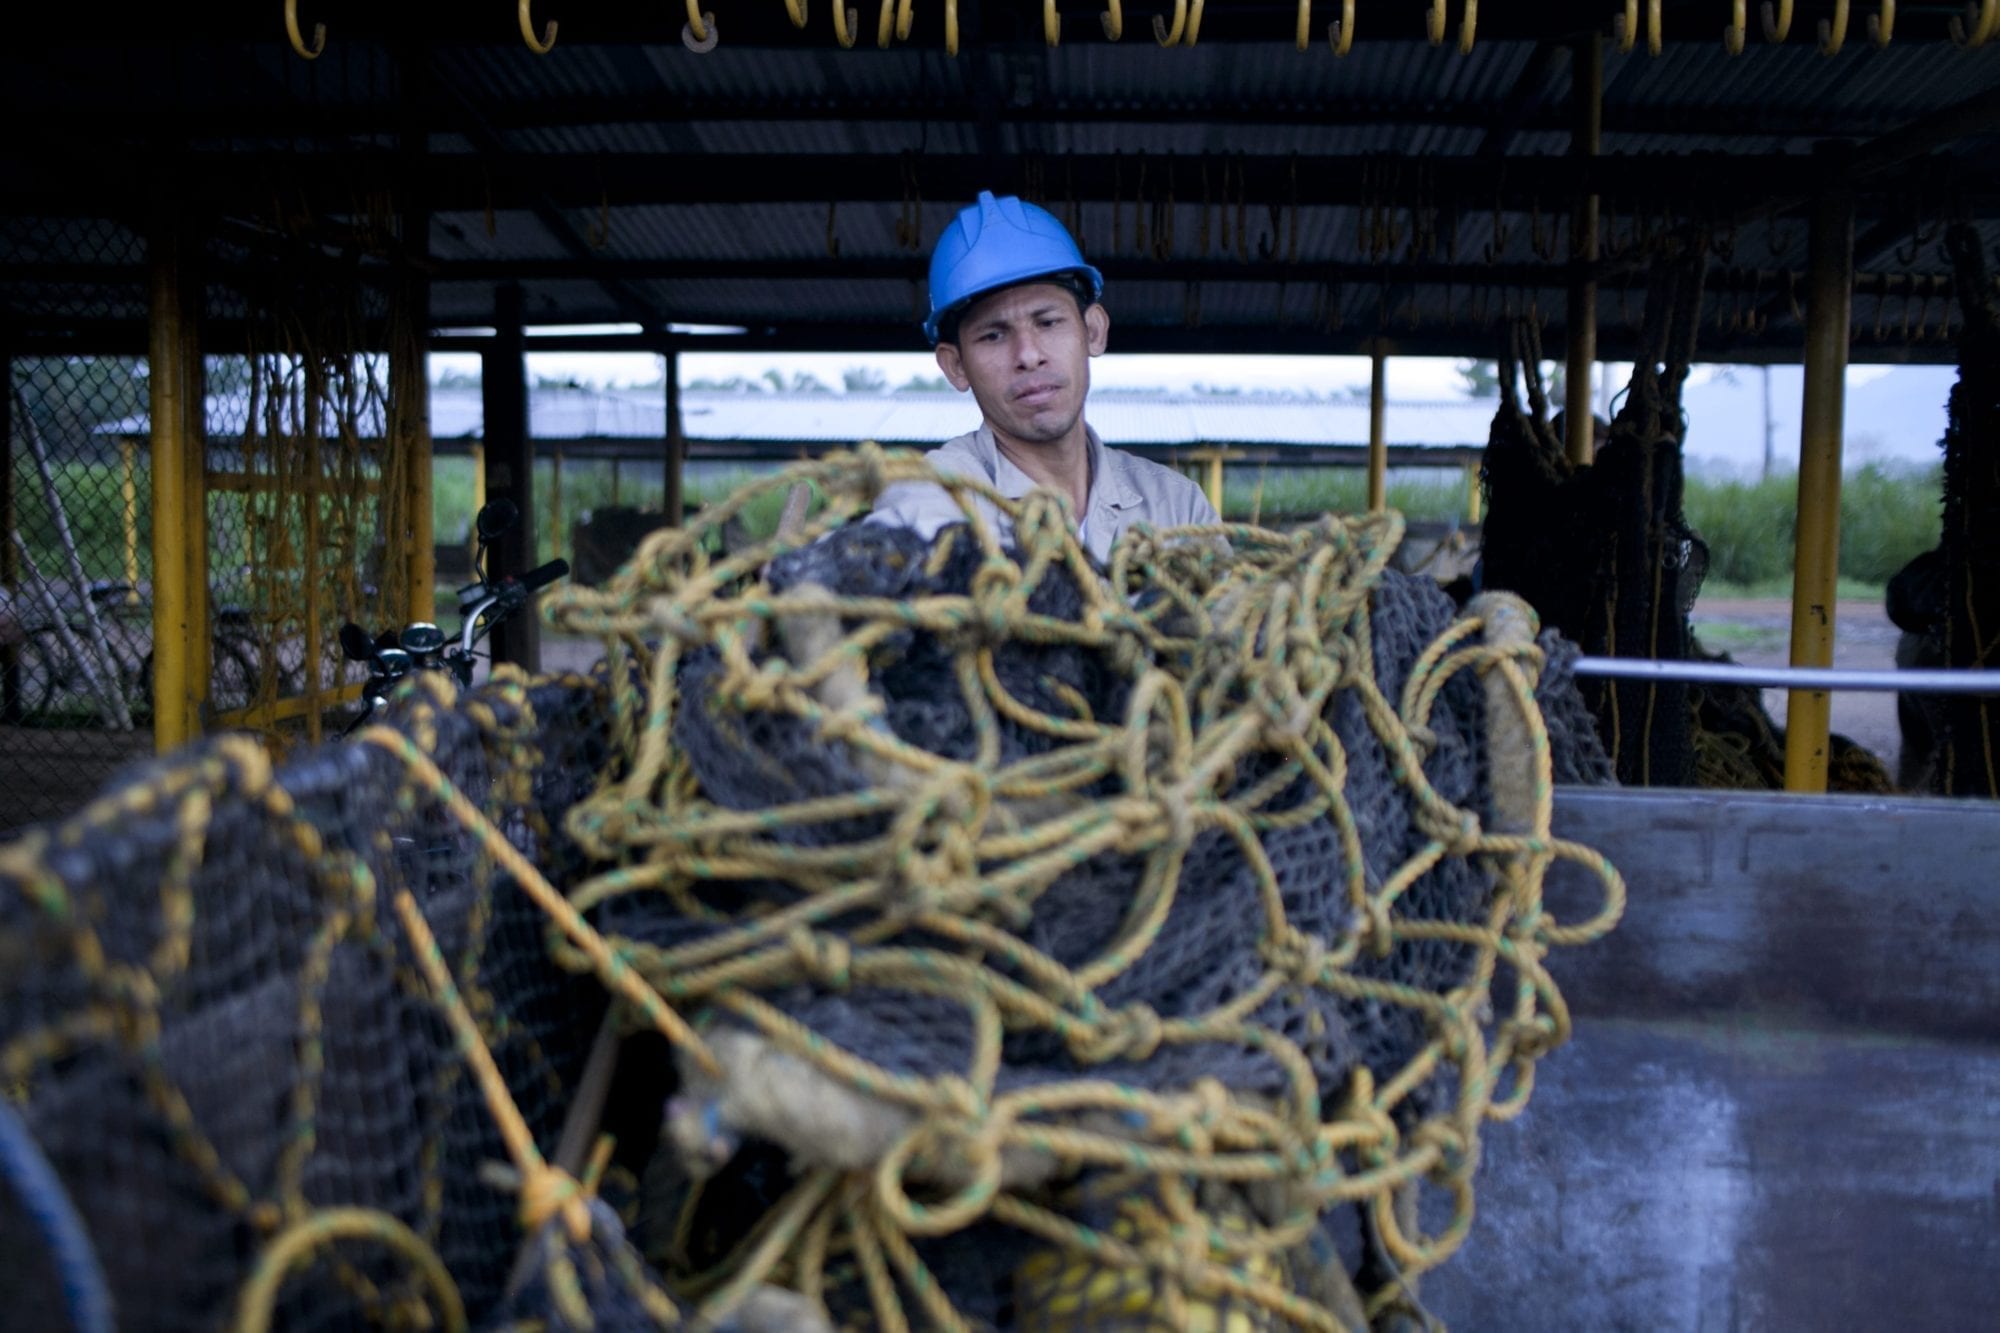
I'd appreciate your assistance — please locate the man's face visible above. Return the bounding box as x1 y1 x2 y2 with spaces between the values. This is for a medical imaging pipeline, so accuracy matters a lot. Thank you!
936 282 1110 449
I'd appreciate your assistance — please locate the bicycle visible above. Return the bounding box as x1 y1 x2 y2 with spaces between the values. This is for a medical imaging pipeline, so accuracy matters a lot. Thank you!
7 583 287 728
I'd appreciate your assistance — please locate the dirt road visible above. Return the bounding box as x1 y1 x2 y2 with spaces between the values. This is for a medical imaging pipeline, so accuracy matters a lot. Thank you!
1691 596 1903 771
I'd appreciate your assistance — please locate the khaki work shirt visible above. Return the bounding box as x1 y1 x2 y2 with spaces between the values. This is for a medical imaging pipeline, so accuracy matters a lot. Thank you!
869 423 1219 564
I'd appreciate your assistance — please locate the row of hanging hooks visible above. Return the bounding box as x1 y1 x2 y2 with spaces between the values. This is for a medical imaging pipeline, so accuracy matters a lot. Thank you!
280 1 2000 59
1603 1 1990 57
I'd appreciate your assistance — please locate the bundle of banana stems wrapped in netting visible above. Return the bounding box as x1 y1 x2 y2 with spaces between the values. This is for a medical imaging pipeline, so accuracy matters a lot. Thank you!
1479 249 1893 794
2 446 1626 1331
533 447 1624 1330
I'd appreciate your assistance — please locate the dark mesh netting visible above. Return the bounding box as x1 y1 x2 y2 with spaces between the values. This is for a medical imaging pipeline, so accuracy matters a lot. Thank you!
541 451 1622 1330
1478 257 1893 794
3 450 1624 1331
0 670 621 1331
1480 264 1708 789
1933 224 2000 797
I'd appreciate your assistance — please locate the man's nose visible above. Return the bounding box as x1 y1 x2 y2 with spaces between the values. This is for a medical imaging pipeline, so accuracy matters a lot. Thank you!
1012 330 1047 368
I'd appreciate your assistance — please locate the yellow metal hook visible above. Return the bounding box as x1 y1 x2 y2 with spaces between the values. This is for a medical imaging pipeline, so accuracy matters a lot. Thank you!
284 0 324 59
1868 0 1893 45
1818 0 1849 53
1427 0 1446 45
1459 0 1478 52
1645 0 1662 54
1296 0 1310 50
1185 0 1205 44
784 0 807 28
683 0 710 42
518 0 557 53
1154 0 1187 45
946 0 960 53
1761 0 1793 42
683 8 718 50
1951 0 1998 47
877 0 894 45
831 0 858 46
897 0 913 39
1614 0 1638 53
1044 0 1060 45
1328 0 1355 55
1725 0 1747 52
1102 0 1122 40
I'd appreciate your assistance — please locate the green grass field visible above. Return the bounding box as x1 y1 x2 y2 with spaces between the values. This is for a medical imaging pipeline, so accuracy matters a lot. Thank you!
16 455 1940 615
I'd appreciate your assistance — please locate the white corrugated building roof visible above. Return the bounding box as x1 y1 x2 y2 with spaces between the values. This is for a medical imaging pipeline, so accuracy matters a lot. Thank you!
427 386 1497 450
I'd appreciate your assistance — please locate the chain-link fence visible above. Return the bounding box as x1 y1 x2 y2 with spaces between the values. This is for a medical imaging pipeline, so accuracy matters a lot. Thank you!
4 352 157 831
3 213 156 832
3 211 424 836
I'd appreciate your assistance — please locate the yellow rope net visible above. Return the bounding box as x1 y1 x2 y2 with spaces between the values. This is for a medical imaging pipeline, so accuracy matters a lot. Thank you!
526 445 1625 1328
0 446 1624 1330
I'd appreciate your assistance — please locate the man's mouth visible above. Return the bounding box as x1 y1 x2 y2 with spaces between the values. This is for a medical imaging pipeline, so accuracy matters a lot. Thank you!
1015 382 1062 407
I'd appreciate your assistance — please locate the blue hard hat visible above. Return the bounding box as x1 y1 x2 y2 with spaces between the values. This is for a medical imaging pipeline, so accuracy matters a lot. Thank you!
923 191 1105 345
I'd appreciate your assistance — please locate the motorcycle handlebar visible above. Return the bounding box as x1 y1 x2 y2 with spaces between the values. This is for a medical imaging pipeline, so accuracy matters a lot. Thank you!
515 559 569 593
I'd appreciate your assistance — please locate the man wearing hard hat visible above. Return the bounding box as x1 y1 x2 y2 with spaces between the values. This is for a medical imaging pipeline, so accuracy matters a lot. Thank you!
871 191 1218 562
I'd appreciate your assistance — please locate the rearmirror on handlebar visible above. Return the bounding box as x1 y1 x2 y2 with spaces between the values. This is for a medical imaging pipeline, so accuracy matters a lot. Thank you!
339 622 377 663
476 498 519 544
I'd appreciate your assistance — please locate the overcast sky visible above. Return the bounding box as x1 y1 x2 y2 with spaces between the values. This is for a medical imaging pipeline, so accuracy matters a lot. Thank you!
431 347 1957 477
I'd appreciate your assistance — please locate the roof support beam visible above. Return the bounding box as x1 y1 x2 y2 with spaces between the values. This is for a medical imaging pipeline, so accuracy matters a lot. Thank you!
421 52 672 333
34 97 1937 146
3 315 1967 366
4 257 1958 294
11 152 1995 216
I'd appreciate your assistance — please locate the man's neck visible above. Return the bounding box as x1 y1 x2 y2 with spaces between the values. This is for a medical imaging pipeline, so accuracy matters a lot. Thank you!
989 422 1093 517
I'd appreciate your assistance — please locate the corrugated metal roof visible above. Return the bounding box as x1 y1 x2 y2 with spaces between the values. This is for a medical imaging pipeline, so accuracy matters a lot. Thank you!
8 17 1998 363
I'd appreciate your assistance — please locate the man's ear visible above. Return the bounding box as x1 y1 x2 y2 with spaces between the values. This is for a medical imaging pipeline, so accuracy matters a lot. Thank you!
936 342 971 391
1084 303 1110 357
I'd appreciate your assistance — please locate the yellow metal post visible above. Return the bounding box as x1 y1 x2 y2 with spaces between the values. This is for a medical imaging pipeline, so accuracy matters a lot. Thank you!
148 229 196 751
1367 346 1388 513
399 78 435 626
399 336 435 623
1205 449 1225 516
1784 175 1854 793
1566 31 1602 467
301 362 324 744
119 438 140 602
1465 463 1483 526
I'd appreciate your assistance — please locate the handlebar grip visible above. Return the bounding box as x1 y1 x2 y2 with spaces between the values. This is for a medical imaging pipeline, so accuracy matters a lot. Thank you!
517 559 569 593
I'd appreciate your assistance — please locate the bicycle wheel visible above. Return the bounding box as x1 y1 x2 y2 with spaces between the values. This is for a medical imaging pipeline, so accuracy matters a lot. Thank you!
18 628 73 720
208 637 266 717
